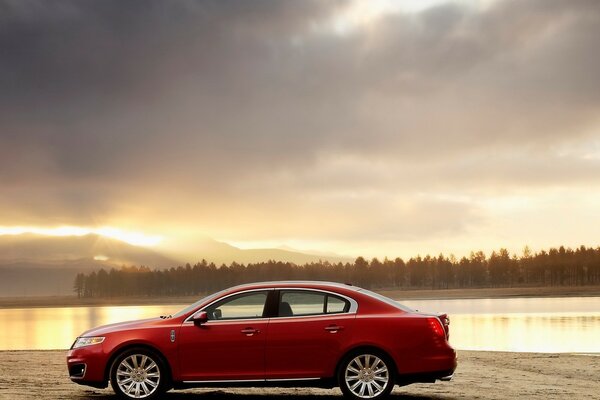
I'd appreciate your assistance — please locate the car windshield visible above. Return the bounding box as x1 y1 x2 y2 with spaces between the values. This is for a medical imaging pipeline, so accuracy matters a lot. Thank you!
358 288 415 312
172 288 230 318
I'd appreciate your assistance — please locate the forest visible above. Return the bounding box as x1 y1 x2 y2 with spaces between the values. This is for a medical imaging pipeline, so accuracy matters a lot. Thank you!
73 245 600 298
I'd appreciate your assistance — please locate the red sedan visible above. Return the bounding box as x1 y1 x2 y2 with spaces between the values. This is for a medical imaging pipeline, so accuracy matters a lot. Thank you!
67 281 456 399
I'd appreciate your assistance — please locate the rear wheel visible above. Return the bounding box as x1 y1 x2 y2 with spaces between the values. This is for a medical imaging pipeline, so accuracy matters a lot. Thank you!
109 348 168 399
338 351 394 399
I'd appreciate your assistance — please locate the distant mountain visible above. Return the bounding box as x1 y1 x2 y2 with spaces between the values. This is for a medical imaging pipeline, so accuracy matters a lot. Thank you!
0 233 178 269
0 234 352 296
0 234 180 297
178 237 352 265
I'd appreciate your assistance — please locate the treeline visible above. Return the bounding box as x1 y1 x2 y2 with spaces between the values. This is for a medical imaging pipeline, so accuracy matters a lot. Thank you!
74 245 600 298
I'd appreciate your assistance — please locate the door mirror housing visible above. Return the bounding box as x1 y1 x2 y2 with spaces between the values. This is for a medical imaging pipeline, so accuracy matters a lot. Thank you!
192 310 208 325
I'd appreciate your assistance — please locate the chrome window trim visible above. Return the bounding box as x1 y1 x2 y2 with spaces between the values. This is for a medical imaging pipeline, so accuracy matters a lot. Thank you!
275 287 358 317
183 288 273 324
183 286 358 324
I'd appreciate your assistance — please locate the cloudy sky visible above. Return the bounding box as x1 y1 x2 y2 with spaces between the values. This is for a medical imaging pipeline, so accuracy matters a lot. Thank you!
1 0 599 260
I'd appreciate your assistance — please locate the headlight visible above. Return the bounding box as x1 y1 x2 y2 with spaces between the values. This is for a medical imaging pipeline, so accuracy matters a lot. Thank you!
72 336 105 349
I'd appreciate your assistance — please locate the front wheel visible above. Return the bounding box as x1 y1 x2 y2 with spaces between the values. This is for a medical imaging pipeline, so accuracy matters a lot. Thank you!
338 351 394 399
110 348 168 399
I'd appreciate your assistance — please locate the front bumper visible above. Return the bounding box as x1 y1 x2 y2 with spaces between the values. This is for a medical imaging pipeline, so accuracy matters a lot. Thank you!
67 345 108 387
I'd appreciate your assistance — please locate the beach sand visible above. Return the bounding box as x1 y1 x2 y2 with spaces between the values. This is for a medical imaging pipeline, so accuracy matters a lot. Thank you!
0 350 598 399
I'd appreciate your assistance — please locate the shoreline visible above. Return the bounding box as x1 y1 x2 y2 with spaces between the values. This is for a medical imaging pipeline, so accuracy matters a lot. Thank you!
1 285 600 309
1 350 598 399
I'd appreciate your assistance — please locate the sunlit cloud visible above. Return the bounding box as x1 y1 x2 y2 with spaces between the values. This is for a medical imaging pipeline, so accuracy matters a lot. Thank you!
327 0 498 35
1 0 599 260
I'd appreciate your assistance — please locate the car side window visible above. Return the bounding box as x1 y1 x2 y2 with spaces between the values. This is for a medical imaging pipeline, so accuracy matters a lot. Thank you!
326 295 349 314
205 291 268 320
279 291 325 317
278 290 350 317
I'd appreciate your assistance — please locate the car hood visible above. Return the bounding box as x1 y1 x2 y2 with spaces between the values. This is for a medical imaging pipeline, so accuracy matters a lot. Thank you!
80 317 162 337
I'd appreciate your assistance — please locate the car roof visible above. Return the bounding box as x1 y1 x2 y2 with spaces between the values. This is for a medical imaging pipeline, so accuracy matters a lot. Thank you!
225 280 363 292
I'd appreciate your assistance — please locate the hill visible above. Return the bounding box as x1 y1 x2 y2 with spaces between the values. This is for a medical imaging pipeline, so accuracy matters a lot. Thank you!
0 234 351 296
183 237 351 265
0 234 180 297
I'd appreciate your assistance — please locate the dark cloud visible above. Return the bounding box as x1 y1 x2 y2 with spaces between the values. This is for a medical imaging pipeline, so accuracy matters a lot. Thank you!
1 0 599 246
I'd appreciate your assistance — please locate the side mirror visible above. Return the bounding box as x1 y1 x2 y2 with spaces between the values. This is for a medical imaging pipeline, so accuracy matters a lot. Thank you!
192 310 208 325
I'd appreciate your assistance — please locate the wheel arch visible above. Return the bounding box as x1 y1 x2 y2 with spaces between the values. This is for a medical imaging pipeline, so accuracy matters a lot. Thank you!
335 344 398 383
104 342 173 386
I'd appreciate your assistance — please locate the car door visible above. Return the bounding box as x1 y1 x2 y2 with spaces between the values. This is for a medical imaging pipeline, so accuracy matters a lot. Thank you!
177 289 271 381
265 289 356 379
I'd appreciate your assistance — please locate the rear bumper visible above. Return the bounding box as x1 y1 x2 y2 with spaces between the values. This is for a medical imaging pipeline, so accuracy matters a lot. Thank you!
396 346 457 386
397 368 455 386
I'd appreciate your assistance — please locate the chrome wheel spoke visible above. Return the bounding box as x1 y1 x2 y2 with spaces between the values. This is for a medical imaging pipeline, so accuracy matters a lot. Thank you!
145 379 158 388
122 360 133 371
140 382 150 395
348 366 360 374
374 366 387 374
119 377 133 385
350 380 362 390
355 357 364 369
144 361 157 372
367 382 374 397
359 382 367 396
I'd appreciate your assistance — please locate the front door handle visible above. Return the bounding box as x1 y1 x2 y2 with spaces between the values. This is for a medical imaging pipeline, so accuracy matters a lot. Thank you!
241 327 260 336
324 325 343 333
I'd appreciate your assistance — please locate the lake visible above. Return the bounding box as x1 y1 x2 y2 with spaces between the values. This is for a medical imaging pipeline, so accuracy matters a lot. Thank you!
1 296 599 352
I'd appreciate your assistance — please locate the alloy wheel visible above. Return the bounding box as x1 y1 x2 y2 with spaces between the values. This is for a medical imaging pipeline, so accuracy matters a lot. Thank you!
115 353 161 399
344 354 390 399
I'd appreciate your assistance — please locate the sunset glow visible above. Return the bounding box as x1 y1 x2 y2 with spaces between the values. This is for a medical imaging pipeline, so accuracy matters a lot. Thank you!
0 226 163 247
1 0 599 262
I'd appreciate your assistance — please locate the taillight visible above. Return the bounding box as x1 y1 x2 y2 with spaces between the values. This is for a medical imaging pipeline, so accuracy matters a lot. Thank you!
438 313 450 339
427 317 446 339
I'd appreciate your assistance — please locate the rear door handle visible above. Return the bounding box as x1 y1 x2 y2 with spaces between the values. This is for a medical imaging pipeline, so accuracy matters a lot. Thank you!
324 325 343 333
241 327 259 336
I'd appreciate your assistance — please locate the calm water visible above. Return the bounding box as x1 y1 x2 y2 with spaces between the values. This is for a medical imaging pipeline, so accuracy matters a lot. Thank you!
1 297 599 352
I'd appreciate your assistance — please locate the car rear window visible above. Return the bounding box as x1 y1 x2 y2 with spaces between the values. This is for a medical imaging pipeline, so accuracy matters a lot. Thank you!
358 289 415 312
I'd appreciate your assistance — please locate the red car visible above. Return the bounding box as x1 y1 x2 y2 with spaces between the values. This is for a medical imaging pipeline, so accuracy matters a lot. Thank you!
67 281 456 399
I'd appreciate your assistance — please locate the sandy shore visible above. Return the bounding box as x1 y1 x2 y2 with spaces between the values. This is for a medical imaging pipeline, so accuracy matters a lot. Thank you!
2 285 600 309
0 350 598 399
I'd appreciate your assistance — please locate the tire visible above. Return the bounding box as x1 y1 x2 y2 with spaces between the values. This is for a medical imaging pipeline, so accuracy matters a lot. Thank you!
109 347 169 399
338 349 395 400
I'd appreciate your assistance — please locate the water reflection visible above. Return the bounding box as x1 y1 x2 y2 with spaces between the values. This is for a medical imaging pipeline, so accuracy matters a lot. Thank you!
1 297 600 352
401 297 600 353
0 305 184 351
448 312 600 353
401 296 600 315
